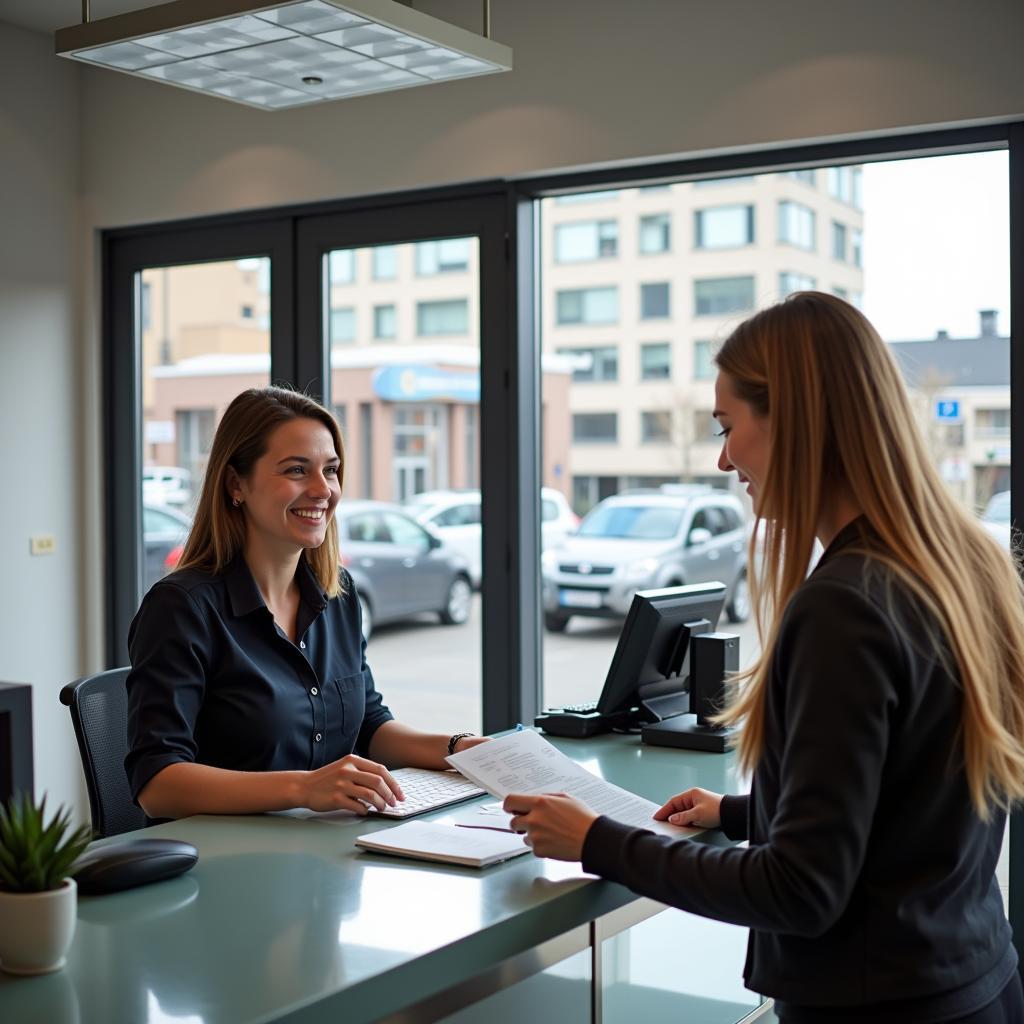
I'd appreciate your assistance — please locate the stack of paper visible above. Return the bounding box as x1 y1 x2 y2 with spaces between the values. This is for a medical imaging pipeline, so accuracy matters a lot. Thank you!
447 729 699 839
355 820 529 867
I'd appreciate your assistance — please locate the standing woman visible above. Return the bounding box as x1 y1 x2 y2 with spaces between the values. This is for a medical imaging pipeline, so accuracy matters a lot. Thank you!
126 386 483 820
506 293 1024 1021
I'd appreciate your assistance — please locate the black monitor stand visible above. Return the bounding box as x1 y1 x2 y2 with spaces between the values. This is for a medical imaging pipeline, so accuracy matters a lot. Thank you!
642 633 739 752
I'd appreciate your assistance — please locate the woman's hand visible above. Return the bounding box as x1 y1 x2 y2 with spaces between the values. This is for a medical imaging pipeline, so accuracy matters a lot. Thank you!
503 792 599 861
653 787 723 828
301 754 405 814
453 735 489 753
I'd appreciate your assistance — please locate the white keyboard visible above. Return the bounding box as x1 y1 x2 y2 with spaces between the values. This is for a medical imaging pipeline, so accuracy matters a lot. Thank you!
375 768 486 818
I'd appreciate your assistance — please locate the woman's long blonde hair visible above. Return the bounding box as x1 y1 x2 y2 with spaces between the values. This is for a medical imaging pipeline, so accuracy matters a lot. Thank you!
174 386 345 598
715 291 1024 818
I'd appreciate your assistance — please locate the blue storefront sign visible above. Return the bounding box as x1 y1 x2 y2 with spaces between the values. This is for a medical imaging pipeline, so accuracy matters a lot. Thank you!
372 364 480 403
935 399 961 422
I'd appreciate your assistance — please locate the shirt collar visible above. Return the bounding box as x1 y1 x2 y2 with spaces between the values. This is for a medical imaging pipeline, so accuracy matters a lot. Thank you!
817 514 873 568
223 553 328 618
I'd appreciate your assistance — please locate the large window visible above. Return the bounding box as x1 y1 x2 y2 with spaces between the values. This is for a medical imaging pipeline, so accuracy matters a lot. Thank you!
416 298 469 336
640 342 671 380
559 345 619 383
694 204 755 249
415 238 470 275
573 413 618 443
780 271 816 297
640 282 671 320
639 213 671 254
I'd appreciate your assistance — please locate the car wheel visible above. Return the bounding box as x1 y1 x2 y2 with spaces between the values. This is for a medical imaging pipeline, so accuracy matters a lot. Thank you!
440 575 472 625
357 593 373 642
727 572 751 624
544 612 570 633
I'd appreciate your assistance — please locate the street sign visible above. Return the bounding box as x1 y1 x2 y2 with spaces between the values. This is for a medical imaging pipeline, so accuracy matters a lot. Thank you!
935 399 961 422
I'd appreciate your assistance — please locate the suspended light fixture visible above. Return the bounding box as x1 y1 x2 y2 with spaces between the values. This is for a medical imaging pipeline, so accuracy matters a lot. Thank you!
56 0 512 109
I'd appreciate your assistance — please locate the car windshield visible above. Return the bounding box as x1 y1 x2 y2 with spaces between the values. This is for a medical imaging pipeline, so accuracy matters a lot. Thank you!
984 492 1011 523
577 505 684 540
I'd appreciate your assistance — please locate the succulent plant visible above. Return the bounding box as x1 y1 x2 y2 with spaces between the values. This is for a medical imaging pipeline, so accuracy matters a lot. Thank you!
0 793 93 893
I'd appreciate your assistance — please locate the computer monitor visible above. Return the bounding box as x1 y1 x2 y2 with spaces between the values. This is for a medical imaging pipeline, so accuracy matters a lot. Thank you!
596 582 727 723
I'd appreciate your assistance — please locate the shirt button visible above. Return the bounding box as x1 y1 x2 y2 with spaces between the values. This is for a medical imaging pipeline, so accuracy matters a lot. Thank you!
310 687 318 696
299 641 306 649
315 732 322 742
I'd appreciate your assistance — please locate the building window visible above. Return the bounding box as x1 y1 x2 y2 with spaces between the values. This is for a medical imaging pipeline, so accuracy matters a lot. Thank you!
330 249 355 284
976 408 1010 437
175 408 215 483
556 190 619 204
558 345 618 383
832 221 847 261
556 287 619 325
693 340 715 379
694 277 755 317
694 176 755 187
572 413 618 444
640 342 671 380
372 245 397 280
779 272 816 298
554 220 619 262
778 201 816 250
416 299 469 336
641 410 672 444
639 183 671 193
416 238 470 275
241 304 254 319
374 304 396 340
827 165 863 208
851 227 863 268
639 213 671 254
640 282 671 320
695 204 755 249
693 408 720 443
330 307 356 343
782 169 816 187
332 403 347 439
832 286 848 300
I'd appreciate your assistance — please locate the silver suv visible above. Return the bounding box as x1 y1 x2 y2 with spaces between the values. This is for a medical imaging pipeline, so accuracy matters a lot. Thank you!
541 487 750 632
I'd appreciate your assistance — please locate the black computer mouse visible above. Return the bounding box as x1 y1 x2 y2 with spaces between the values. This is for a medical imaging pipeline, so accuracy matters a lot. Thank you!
72 838 198 896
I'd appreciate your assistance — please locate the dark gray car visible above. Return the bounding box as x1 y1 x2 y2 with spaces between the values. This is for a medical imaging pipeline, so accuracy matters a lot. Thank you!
336 501 473 641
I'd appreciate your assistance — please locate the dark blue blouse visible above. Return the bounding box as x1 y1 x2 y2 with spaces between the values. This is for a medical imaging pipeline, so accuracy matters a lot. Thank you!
125 555 393 802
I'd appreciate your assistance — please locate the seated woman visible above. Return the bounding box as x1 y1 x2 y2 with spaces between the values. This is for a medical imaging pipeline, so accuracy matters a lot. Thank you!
126 386 483 820
505 293 1024 1022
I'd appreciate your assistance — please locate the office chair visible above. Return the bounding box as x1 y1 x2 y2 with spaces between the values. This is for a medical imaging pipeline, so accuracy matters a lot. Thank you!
60 667 145 838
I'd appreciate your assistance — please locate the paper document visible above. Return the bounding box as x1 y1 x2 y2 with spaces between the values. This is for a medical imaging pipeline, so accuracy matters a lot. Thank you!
355 820 530 868
447 730 698 839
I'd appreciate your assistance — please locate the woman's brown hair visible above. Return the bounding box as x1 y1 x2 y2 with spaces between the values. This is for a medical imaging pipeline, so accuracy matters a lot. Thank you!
715 291 1024 818
174 386 345 598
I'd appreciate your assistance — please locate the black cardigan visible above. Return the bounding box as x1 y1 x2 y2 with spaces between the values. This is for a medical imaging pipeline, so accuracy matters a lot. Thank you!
582 520 1015 1021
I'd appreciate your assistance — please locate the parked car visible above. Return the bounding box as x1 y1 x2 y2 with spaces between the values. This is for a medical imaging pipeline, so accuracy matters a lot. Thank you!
142 466 193 509
405 488 579 588
336 501 473 640
541 487 750 632
143 502 191 592
981 490 1011 549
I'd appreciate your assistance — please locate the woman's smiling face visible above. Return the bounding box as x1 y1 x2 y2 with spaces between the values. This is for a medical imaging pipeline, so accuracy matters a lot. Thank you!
231 416 341 557
714 371 771 510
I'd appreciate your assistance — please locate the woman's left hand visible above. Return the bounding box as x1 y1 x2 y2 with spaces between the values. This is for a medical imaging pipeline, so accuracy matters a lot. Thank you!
503 793 599 861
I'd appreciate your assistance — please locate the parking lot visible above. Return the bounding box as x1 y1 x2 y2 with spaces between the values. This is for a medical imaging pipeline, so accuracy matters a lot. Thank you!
363 594 760 734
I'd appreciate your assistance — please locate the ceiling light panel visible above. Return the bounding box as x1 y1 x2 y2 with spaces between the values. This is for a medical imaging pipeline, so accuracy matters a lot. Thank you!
56 0 513 110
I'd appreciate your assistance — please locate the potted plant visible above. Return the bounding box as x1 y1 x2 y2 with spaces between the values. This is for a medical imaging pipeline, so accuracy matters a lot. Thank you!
0 792 92 975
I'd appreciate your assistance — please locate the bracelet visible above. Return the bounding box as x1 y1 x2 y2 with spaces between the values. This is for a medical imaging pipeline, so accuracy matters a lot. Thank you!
447 732 475 756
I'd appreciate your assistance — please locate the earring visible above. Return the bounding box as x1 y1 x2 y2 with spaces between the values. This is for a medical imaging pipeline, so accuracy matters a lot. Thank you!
232 498 241 508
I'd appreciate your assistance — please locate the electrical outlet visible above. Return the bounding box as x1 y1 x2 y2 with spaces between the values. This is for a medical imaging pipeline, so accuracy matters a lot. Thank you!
29 535 56 556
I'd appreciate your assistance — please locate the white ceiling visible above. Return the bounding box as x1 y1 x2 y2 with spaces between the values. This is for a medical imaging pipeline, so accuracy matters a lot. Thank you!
0 1 171 33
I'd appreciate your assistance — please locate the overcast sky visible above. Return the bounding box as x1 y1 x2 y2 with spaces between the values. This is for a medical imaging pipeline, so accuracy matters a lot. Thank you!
861 150 1009 343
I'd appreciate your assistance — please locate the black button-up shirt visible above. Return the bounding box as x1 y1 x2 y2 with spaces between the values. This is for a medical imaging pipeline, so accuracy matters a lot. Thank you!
125 555 393 802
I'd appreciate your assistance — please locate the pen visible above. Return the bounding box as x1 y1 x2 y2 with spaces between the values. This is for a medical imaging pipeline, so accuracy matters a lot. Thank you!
454 823 517 835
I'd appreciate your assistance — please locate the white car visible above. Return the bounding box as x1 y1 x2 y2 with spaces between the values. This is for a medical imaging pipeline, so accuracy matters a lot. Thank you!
406 488 579 589
981 490 1011 549
142 466 193 509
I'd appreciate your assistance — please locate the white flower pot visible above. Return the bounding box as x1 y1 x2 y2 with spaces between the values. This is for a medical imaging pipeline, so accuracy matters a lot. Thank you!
0 878 77 975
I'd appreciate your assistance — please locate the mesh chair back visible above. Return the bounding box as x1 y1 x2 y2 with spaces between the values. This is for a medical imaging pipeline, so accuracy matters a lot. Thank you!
59 668 145 838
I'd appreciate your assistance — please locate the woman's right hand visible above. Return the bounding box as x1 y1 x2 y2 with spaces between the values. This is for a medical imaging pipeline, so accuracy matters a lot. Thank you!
653 787 723 829
301 755 405 814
